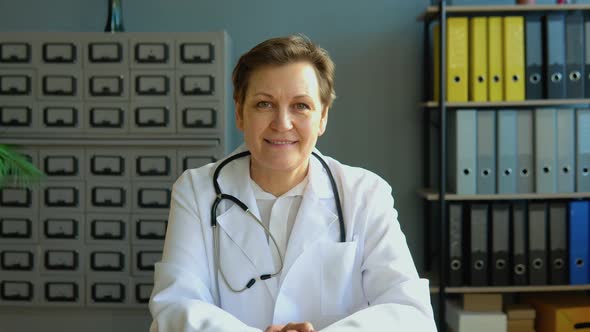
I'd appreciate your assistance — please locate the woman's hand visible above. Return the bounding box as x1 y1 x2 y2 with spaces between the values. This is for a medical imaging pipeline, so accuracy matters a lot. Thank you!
264 322 315 332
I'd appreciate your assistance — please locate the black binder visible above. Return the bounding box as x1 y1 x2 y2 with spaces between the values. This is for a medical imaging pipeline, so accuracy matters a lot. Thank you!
526 15 544 99
512 202 528 285
528 202 548 285
448 203 464 286
491 203 510 286
469 203 489 286
549 202 568 285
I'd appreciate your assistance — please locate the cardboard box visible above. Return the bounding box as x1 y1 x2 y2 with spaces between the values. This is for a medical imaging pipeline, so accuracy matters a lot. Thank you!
463 293 503 312
447 299 507 332
506 304 536 320
522 294 590 332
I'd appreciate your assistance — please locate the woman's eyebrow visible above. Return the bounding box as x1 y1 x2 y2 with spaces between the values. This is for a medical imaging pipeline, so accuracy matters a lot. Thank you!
252 92 274 98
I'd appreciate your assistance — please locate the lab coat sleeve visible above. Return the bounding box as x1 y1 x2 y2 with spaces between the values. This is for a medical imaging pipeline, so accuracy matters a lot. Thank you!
321 180 437 332
149 171 262 332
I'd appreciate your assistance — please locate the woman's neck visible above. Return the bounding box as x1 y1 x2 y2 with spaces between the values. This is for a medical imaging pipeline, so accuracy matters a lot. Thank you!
250 160 309 197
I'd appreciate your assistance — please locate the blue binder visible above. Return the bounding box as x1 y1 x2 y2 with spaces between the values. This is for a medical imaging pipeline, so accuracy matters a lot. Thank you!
477 110 496 194
577 109 590 192
569 200 590 285
497 110 518 193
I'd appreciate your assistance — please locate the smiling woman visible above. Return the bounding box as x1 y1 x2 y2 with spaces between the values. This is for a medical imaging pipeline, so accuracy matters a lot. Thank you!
148 35 437 332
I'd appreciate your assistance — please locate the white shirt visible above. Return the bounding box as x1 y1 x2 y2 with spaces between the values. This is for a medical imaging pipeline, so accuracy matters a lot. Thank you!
249 176 308 275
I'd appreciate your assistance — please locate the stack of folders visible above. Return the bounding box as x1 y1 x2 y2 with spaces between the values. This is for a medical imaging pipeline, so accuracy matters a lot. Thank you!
432 13 590 101
447 108 590 195
446 297 507 332
447 200 590 287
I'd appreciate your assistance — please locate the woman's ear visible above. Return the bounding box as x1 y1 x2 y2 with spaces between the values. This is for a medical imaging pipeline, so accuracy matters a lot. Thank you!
235 101 244 132
318 105 329 136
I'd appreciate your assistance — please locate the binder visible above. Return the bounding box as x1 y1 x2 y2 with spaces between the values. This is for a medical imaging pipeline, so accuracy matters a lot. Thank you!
528 202 548 285
449 109 477 194
569 200 589 285
556 108 575 193
577 109 590 192
470 17 488 101
585 19 590 97
433 23 440 102
469 203 489 286
535 108 558 193
503 16 525 101
488 16 504 101
512 202 528 285
525 15 544 99
497 110 518 194
448 203 464 287
477 110 496 194
448 17 469 102
548 202 568 285
565 12 585 98
517 110 534 193
546 14 567 99
491 203 510 286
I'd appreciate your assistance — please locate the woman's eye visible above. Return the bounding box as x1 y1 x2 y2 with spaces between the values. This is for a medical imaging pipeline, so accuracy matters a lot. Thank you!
257 101 272 108
294 103 310 110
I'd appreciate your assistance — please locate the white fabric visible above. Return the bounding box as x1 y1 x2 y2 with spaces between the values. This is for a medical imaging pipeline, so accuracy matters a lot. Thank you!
149 145 437 332
249 176 307 274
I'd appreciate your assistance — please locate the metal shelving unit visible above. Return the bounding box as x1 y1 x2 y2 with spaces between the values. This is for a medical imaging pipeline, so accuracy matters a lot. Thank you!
419 2 590 331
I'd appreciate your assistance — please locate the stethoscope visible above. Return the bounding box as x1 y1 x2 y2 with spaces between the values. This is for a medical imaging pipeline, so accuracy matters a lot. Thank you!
211 150 345 294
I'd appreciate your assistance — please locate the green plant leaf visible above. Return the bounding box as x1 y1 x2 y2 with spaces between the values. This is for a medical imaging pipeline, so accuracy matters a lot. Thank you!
0 145 44 188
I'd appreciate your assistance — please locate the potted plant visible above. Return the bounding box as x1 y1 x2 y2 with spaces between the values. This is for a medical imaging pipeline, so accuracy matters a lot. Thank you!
0 144 43 188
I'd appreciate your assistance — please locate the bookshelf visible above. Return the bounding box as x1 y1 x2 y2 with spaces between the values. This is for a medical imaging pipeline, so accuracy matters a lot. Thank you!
422 98 590 108
420 2 590 331
419 4 590 21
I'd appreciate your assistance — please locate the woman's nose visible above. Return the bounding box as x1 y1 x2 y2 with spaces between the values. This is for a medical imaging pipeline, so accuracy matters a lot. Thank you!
271 107 293 131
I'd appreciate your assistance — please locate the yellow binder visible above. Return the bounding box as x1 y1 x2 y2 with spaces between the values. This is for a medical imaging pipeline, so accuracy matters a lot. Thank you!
433 23 440 102
503 16 525 101
447 17 469 102
469 17 488 101
488 16 504 101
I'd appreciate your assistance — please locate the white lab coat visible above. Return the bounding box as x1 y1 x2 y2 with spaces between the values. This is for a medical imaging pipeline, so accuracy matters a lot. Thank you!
149 145 437 332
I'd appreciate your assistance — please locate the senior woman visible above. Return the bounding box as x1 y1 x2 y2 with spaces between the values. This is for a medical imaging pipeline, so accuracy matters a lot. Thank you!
149 35 436 332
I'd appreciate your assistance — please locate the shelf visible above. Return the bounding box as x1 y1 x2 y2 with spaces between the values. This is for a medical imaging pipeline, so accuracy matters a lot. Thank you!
424 272 590 294
418 188 590 201
419 4 590 21
422 99 590 109
441 284 590 294
1 137 220 147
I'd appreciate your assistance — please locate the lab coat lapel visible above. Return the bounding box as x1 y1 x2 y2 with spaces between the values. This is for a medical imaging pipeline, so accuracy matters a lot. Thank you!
280 155 338 284
215 152 279 299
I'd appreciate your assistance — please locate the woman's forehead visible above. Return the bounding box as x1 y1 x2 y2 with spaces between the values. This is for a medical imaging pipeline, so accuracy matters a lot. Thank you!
247 62 320 98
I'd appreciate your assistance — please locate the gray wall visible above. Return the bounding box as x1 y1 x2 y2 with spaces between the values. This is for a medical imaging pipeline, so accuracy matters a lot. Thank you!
0 0 429 272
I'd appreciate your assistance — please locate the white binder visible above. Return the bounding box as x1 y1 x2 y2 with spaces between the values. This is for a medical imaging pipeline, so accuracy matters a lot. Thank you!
535 108 558 193
449 110 477 194
517 109 534 193
557 109 575 192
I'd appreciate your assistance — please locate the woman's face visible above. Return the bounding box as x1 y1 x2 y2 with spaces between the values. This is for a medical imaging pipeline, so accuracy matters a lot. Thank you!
235 61 328 176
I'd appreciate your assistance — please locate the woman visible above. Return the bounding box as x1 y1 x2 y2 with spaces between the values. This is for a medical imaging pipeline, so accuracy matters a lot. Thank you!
149 35 436 332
